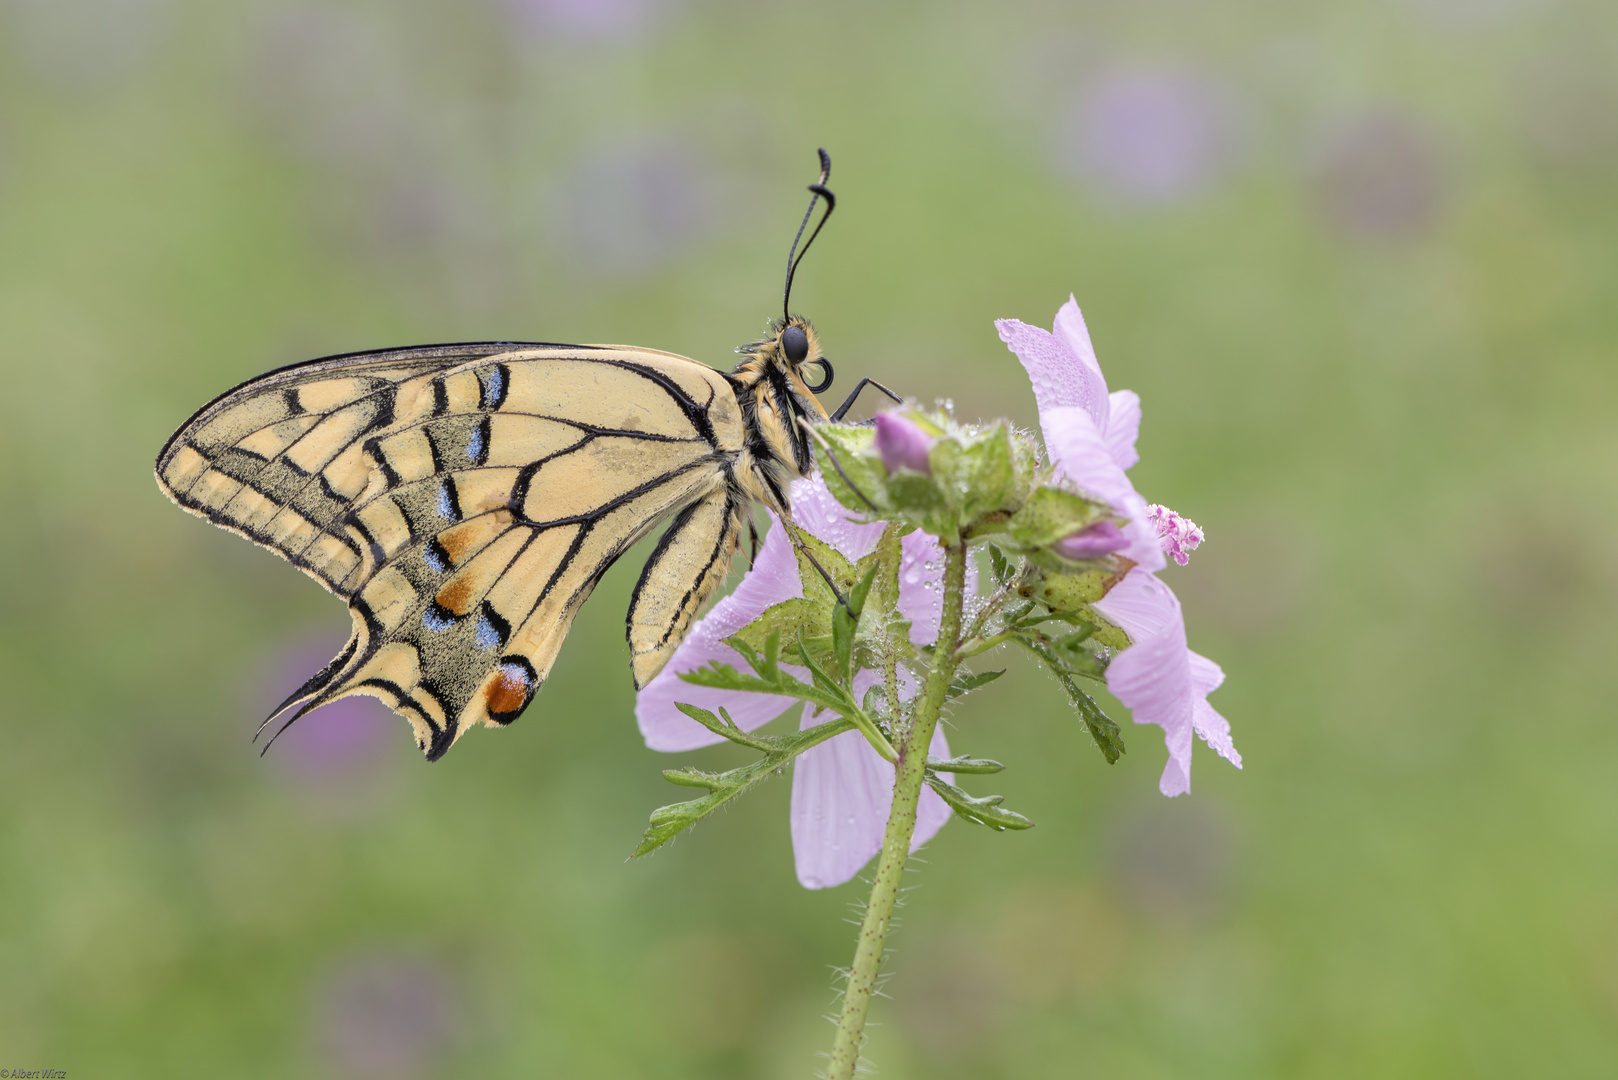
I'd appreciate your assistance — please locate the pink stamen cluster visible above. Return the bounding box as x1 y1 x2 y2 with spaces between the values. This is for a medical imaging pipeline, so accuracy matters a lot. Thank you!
1148 504 1204 566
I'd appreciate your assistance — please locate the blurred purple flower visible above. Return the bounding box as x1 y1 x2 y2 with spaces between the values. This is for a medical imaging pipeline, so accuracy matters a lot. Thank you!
312 952 459 1079
998 296 1237 796
549 134 718 276
1517 46 1618 171
1311 111 1444 239
1056 66 1247 206
246 9 405 167
873 411 935 474
261 636 395 780
1052 519 1128 561
499 0 677 42
636 474 955 888
9 0 171 93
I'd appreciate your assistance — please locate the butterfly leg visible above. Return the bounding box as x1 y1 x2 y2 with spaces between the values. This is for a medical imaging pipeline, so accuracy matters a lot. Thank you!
828 377 902 422
797 418 880 513
777 516 851 612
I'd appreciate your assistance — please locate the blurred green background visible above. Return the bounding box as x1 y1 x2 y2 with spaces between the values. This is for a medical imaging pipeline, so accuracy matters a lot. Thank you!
3 0 1617 1076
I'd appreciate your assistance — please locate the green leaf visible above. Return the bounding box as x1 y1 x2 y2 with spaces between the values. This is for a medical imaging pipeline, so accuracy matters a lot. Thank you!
1014 636 1127 763
832 602 856 685
672 703 773 751
635 716 856 857
925 775 1035 831
795 627 844 700
988 544 1013 585
848 562 879 618
926 755 1006 775
945 669 1005 699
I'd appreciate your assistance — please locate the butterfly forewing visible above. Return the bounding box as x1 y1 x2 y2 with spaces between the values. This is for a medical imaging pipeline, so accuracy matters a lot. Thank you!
157 342 752 759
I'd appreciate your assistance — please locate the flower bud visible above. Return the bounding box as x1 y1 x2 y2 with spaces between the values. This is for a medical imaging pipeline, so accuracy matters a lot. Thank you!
1051 520 1127 560
873 411 934 475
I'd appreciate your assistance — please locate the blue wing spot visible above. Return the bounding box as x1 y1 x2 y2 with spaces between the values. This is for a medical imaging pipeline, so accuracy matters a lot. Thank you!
436 477 460 521
475 610 502 650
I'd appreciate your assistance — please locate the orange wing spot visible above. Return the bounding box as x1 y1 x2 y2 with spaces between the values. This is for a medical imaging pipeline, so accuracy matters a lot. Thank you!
437 518 495 564
484 660 536 724
436 576 476 615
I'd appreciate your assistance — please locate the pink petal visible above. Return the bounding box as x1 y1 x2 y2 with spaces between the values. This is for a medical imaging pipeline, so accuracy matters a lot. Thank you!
1040 405 1165 572
789 474 886 563
1091 565 1180 640
1188 651 1241 768
1104 389 1142 472
1094 569 1237 795
636 476 893 751
896 531 948 646
1052 295 1110 399
995 317 1110 431
635 515 805 752
790 671 953 889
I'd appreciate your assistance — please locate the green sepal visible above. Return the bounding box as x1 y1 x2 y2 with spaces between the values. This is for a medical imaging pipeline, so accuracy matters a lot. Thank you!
1004 487 1111 549
812 425 887 516
1034 566 1118 610
929 421 1016 530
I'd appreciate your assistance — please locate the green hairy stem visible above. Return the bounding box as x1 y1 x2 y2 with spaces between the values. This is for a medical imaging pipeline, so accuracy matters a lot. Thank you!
825 540 968 1079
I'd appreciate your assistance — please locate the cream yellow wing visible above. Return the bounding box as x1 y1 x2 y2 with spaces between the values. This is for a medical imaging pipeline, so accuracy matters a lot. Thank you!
157 342 750 759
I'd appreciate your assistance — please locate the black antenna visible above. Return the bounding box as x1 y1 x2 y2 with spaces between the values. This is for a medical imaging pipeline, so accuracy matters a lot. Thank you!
782 148 835 323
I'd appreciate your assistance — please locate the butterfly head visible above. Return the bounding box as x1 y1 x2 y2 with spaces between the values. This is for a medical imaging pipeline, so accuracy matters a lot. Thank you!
729 316 834 485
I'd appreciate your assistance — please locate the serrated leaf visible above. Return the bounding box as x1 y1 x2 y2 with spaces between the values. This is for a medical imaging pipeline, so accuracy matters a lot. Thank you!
1014 636 1127 764
634 715 856 857
946 669 1005 699
832 603 856 685
848 562 879 618
988 544 1013 585
672 703 774 751
925 776 1035 831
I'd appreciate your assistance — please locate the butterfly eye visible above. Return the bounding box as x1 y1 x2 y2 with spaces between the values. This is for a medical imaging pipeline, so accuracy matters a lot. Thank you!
802 357 834 394
782 325 809 362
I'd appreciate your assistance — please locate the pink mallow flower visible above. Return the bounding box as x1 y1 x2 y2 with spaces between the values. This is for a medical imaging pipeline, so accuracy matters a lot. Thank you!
636 474 954 889
997 296 1238 796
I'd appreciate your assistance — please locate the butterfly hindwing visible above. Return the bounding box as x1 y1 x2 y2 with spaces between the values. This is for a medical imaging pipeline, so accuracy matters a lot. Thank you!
626 487 746 689
158 342 752 758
